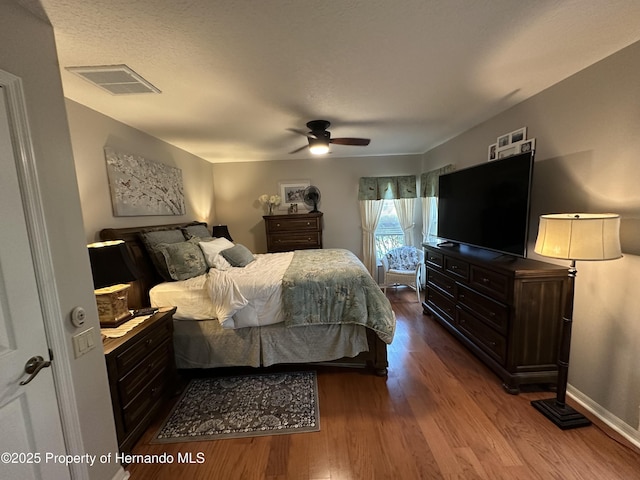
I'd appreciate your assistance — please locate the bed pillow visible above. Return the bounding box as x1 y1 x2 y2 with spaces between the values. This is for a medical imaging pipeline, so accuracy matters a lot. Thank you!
220 244 255 267
140 228 187 281
182 224 212 240
199 237 234 270
155 238 208 281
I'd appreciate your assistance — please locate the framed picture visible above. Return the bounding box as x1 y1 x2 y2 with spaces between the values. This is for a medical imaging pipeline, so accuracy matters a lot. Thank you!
509 127 527 144
497 145 517 159
488 143 497 161
519 138 536 153
279 180 310 211
497 134 510 148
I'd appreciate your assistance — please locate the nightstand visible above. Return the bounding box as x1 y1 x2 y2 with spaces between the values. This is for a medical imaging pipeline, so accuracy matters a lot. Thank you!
102 307 177 453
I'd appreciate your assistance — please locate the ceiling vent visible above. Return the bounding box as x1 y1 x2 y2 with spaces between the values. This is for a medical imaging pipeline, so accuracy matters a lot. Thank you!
65 64 161 95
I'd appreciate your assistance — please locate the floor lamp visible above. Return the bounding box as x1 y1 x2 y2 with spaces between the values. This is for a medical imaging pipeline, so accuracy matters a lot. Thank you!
531 213 622 429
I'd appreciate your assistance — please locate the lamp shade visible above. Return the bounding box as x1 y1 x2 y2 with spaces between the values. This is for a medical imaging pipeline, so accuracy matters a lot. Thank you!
87 240 139 289
212 225 233 242
534 213 622 261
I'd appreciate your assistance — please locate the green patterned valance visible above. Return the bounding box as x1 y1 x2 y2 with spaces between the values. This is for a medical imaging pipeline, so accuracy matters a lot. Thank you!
358 175 416 200
420 164 455 197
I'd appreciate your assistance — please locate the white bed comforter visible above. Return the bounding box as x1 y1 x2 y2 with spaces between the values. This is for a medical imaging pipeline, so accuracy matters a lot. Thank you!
150 251 294 329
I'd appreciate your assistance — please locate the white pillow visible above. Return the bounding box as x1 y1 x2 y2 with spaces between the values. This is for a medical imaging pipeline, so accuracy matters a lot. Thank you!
199 237 234 270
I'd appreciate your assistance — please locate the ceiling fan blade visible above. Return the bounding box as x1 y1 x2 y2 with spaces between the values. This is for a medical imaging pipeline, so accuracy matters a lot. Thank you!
289 144 309 154
287 128 317 139
330 137 371 146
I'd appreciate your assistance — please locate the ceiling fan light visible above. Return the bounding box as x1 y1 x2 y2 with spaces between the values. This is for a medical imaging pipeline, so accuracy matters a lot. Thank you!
309 138 329 155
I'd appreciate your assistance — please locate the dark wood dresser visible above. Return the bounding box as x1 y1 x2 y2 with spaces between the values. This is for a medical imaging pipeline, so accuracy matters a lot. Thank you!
102 307 177 452
263 212 323 253
422 242 568 393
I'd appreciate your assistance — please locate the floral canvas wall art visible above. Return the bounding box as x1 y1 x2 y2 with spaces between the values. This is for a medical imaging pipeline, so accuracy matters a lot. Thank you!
105 147 185 216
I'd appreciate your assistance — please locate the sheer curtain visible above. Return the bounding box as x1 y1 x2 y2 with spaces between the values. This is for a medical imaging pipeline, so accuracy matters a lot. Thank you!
394 198 416 246
420 164 454 243
358 176 417 276
359 200 384 276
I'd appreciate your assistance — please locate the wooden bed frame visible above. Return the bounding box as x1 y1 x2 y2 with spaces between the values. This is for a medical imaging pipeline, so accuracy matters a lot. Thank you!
100 222 389 375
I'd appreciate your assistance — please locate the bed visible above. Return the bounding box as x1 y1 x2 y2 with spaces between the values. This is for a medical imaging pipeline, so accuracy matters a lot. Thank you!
100 222 395 375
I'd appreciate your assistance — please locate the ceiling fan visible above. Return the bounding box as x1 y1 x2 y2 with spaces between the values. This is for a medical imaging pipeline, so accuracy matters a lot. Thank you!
289 120 370 155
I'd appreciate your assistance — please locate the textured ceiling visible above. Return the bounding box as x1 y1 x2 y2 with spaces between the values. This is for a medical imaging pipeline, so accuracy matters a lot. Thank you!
38 0 640 163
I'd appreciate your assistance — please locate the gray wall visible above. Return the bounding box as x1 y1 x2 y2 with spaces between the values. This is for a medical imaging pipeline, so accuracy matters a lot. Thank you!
211 155 423 255
423 40 640 437
1 2 120 479
66 100 216 242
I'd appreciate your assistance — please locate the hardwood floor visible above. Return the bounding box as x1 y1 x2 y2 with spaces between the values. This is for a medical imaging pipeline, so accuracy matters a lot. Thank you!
126 288 640 479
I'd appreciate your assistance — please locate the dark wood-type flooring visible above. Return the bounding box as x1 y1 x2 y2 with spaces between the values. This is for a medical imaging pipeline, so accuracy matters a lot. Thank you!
126 288 640 479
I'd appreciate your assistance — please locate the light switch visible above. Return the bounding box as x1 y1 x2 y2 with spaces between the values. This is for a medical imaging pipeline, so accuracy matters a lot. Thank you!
72 327 96 358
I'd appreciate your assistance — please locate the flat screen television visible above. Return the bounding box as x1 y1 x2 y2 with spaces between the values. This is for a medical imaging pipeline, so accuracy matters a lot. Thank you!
437 151 534 257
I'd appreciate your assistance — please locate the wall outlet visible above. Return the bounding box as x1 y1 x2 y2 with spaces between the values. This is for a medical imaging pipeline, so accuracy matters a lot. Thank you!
72 327 96 359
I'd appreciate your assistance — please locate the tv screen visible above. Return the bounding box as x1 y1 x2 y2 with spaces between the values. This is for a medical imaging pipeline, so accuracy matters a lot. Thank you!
437 151 534 257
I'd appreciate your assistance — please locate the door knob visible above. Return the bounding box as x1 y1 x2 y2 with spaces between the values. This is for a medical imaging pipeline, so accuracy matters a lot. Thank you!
20 355 51 386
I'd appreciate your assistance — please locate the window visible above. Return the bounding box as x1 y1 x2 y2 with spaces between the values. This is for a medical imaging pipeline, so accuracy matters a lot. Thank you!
375 199 404 258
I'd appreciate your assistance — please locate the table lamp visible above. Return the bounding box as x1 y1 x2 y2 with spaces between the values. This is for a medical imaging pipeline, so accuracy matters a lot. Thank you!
88 240 139 327
531 213 622 429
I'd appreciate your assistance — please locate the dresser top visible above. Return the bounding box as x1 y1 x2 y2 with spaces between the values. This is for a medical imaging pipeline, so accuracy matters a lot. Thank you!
263 212 323 219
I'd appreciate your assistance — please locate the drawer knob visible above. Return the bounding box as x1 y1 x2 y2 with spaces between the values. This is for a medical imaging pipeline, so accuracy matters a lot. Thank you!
482 277 490 284
306 222 311 226
451 265 458 270
276 223 281 227
146 339 153 347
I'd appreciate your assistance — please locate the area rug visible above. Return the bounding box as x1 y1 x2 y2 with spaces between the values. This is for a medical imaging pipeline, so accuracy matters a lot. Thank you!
153 371 319 442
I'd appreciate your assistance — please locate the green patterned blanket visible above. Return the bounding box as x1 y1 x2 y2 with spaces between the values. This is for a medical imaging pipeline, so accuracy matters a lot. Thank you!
282 249 395 344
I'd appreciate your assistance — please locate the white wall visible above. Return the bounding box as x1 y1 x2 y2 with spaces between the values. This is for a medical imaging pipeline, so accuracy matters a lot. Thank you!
66 100 216 243
423 40 640 437
1 2 120 479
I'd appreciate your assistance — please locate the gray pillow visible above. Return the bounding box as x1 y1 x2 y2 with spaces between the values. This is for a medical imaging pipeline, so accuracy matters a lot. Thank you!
140 229 186 280
220 244 255 267
182 224 212 240
155 239 207 281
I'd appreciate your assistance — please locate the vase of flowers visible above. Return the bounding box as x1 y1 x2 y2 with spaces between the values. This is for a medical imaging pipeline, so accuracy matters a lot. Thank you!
259 194 281 215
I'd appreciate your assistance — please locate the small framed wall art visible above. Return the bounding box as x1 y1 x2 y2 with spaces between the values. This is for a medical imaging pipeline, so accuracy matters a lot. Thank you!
279 180 310 211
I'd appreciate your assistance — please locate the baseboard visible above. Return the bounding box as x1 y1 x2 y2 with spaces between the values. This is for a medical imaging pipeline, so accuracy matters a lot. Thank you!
110 467 130 480
568 385 640 451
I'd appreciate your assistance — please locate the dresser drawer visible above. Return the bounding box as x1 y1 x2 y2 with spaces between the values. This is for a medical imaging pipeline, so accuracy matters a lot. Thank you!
117 339 172 406
427 268 455 299
122 369 170 431
269 232 321 251
457 285 508 334
266 216 320 233
470 265 510 302
115 319 172 373
457 307 506 364
444 256 469 281
426 288 456 323
425 249 443 269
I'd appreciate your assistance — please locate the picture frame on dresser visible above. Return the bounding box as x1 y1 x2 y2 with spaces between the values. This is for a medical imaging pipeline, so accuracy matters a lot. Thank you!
278 180 310 211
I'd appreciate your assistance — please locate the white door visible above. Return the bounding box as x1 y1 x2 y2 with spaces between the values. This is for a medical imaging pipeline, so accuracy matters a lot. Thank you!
0 88 70 479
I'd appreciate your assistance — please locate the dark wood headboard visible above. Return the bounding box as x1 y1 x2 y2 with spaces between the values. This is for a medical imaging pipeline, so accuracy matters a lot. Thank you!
99 221 207 309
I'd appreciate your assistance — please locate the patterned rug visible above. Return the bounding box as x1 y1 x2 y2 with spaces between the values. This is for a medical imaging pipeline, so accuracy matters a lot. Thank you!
153 371 319 442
